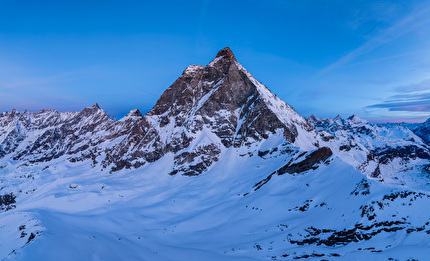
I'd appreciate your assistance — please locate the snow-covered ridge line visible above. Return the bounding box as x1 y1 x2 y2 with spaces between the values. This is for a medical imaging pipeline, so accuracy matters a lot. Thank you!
0 47 429 182
1 47 430 261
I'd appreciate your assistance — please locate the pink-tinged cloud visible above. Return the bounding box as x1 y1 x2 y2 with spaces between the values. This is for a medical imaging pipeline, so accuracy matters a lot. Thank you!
399 105 430 111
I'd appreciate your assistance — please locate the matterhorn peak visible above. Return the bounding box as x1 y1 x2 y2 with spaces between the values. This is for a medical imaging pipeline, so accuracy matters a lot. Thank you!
104 46 319 174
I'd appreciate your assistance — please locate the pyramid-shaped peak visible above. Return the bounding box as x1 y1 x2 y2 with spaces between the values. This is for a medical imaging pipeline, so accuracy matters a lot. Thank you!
92 103 101 109
146 46 313 150
214 47 236 62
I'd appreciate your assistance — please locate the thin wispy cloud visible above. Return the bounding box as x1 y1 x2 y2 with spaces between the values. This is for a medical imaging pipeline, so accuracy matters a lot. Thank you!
368 100 430 112
316 4 430 77
367 79 430 112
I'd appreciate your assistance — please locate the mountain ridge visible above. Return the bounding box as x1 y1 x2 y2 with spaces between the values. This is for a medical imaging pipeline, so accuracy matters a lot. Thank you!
1 47 429 180
100 47 319 175
1 47 430 260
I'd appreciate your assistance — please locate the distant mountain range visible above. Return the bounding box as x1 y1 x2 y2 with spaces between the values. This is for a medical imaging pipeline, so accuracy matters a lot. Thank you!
1 47 430 260
399 119 430 145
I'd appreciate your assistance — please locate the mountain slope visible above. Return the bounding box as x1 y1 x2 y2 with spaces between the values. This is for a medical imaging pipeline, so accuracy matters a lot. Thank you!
0 47 430 260
309 114 430 188
2 144 430 261
0 105 112 162
103 47 318 175
402 118 430 145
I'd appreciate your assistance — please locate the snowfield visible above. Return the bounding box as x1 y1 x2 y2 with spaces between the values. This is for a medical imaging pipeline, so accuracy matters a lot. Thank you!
2 145 430 260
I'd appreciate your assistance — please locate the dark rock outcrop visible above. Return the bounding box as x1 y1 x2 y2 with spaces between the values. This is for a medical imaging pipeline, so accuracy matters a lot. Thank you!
279 147 332 174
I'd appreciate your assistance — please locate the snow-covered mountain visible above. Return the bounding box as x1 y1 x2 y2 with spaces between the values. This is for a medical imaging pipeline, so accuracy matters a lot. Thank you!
1 47 430 260
102 47 318 175
309 114 430 188
402 118 430 145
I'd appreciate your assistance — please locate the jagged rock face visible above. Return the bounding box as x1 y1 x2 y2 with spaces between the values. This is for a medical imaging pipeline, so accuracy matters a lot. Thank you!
105 47 316 175
0 105 124 163
148 47 308 146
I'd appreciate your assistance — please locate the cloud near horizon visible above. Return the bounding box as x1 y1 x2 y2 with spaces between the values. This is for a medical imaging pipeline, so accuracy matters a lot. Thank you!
367 79 430 112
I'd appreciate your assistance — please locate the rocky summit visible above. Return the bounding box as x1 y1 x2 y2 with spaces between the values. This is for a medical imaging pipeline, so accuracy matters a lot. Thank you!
102 46 317 175
1 48 430 260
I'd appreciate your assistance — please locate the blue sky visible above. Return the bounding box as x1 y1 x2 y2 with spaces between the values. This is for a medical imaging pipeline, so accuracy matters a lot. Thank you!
1 0 430 122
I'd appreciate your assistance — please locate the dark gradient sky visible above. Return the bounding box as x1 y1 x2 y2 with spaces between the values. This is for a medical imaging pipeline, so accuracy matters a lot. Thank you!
1 0 430 122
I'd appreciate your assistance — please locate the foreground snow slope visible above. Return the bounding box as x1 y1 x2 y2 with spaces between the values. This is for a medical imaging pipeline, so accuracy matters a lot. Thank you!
2 146 430 261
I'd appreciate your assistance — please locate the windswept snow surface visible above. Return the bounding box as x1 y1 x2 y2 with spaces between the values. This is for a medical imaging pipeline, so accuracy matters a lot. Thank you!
1 146 430 261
